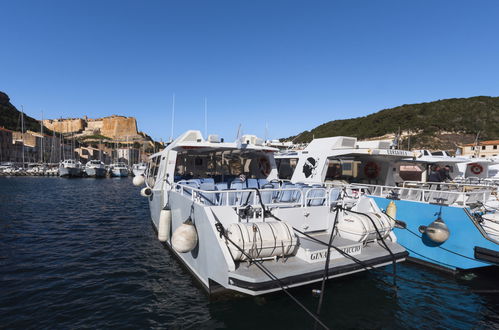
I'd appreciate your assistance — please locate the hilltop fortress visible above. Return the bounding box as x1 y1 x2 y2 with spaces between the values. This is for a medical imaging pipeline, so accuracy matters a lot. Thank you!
43 115 143 141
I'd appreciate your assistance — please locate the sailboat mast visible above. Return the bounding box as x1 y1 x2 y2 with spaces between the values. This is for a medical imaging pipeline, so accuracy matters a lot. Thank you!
40 111 44 163
21 105 25 168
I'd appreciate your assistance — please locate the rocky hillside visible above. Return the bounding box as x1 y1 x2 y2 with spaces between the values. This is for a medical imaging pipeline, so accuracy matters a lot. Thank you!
0 91 49 133
285 96 499 150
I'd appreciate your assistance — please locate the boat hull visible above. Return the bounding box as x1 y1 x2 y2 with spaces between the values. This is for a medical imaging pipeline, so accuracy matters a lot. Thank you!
85 167 107 178
59 167 82 177
148 191 407 296
371 197 499 271
110 168 129 177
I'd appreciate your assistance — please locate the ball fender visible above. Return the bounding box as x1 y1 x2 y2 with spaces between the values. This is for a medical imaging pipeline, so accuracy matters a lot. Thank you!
172 222 198 253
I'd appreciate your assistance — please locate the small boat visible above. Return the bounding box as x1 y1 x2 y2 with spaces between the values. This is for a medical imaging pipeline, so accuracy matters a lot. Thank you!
109 162 129 177
84 160 107 178
140 131 407 296
0 162 17 175
59 159 83 177
132 162 147 177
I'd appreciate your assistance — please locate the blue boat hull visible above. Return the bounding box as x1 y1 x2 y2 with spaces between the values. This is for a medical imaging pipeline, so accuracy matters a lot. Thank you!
371 197 499 271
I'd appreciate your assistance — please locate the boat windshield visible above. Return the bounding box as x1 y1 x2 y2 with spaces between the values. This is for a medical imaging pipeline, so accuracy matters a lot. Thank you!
174 149 273 182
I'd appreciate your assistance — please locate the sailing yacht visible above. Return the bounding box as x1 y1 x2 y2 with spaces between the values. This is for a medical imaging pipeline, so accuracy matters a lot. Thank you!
84 160 107 178
59 159 83 177
138 130 407 296
109 162 129 177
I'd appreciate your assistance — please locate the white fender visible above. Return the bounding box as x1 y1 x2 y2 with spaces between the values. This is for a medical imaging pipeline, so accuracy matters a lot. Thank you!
133 175 145 186
140 187 152 197
172 222 198 253
158 208 171 242
424 218 450 243
386 200 397 220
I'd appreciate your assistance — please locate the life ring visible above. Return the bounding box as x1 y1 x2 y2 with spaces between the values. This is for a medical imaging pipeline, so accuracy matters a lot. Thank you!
364 162 380 179
469 163 483 175
258 157 271 176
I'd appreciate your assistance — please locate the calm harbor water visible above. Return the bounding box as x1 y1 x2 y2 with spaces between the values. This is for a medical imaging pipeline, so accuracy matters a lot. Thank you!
0 177 498 329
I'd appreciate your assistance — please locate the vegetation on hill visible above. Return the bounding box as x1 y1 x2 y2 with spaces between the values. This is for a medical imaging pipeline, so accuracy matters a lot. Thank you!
284 96 499 150
0 91 51 133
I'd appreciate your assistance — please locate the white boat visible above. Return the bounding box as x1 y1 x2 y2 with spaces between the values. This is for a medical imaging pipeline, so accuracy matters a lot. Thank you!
140 130 406 296
132 162 147 177
275 136 499 271
109 162 129 177
59 159 83 177
0 162 17 175
85 160 107 178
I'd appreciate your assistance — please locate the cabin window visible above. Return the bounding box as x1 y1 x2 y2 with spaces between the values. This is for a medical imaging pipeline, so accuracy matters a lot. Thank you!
325 159 358 181
494 145 498 150
276 158 298 180
482 146 486 150
147 156 161 186
174 150 272 182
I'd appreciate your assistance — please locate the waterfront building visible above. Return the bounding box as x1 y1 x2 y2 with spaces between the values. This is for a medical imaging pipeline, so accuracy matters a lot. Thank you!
458 140 499 158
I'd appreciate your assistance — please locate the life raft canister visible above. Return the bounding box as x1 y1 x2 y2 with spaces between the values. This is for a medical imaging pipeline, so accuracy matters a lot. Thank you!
469 163 483 175
364 162 380 179
258 157 271 176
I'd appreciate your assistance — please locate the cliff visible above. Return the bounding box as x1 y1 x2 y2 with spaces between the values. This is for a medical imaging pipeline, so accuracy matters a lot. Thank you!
0 91 49 133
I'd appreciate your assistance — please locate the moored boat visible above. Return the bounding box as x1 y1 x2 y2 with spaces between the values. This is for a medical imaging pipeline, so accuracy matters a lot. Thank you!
109 162 129 177
84 160 107 178
59 159 83 177
274 136 499 272
139 130 407 296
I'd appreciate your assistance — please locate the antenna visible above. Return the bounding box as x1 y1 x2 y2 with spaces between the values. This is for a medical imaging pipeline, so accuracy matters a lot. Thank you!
236 124 242 140
265 122 269 141
204 97 208 138
170 93 175 142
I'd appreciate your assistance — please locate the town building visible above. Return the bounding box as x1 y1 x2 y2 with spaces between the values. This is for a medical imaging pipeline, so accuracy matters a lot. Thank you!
459 140 499 158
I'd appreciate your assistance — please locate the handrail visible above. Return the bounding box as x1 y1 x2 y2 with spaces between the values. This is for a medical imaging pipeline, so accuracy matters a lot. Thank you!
402 180 497 192
172 183 330 208
351 183 490 206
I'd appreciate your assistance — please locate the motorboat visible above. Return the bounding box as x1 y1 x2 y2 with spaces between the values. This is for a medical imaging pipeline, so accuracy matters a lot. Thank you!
84 160 107 178
0 162 17 175
138 130 407 296
59 159 83 177
275 136 499 271
132 162 147 177
109 162 129 177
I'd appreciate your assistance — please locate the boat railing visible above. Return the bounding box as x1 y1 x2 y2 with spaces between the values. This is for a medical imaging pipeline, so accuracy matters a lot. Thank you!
350 183 491 206
172 183 334 208
402 180 498 192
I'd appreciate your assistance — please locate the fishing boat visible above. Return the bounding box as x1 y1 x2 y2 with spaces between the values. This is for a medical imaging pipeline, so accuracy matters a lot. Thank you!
109 162 129 177
132 162 147 177
275 136 499 272
137 130 407 296
84 160 107 178
59 159 83 177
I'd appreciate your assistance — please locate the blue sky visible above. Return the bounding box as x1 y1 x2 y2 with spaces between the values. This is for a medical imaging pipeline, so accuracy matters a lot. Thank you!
1 0 499 142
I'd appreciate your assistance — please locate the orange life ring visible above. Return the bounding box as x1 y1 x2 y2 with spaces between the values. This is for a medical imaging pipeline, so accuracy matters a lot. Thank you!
258 157 271 176
469 163 483 175
364 162 380 179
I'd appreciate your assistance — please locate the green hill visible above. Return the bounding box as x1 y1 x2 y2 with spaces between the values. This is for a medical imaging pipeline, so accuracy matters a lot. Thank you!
285 96 499 150
0 91 49 133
